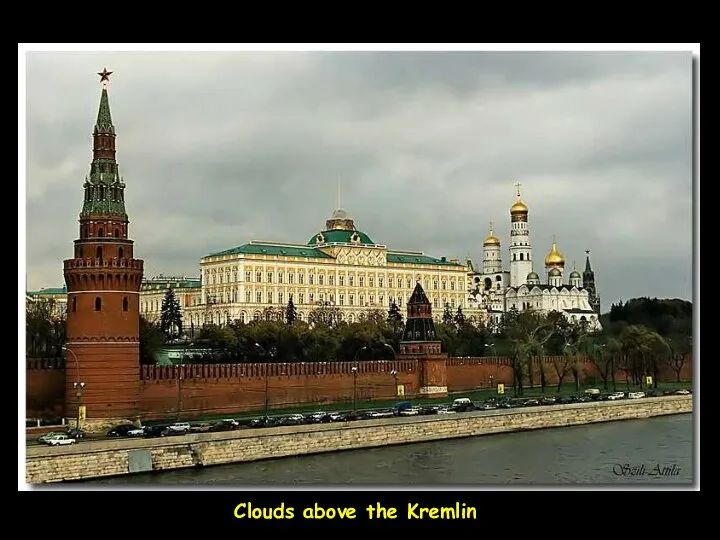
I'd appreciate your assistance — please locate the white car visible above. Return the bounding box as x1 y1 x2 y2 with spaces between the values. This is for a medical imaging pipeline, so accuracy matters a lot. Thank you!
399 407 421 416
436 407 457 415
674 389 691 395
43 434 76 446
628 391 646 399
127 427 145 437
167 422 191 432
606 392 625 401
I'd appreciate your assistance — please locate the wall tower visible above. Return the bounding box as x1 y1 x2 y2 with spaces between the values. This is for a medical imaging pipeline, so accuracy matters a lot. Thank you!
398 282 448 398
62 68 144 423
509 183 533 287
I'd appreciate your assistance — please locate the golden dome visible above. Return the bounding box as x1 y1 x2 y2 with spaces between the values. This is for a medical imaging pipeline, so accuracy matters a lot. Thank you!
544 241 565 267
510 198 529 215
483 222 500 246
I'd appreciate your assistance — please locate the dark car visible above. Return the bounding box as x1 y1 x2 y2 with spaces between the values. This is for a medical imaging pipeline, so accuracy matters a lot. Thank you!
143 425 167 438
249 416 275 428
523 399 540 407
66 428 86 439
556 395 574 405
540 396 557 405
107 424 136 437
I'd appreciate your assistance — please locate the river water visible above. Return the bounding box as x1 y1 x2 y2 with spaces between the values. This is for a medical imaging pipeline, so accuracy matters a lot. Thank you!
88 414 694 486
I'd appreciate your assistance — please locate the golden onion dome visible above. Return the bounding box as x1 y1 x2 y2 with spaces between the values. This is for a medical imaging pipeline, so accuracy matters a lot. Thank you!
483 234 501 247
544 241 566 267
510 198 529 215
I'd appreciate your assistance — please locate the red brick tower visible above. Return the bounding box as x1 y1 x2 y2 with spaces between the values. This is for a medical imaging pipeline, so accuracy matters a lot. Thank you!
62 68 144 424
398 282 448 398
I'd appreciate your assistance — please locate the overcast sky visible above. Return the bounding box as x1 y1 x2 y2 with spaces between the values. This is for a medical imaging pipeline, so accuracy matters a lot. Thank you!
24 50 694 309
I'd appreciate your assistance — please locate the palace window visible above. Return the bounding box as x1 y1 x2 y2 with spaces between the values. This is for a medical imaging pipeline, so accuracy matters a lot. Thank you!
299 293 304 304
349 276 354 287
339 276 345 286
309 274 314 285
289 273 295 284
245 271 251 282
359 276 364 287
246 291 251 303
370 295 374 305
329 275 335 286
339 294 345 306
369 277 374 287
379 277 384 287
406 279 411 289
349 295 354 306
256 271 262 282
433 280 438 290
278 272 284 284
256 292 262 303
329 294 335 303
267 292 273 304
360 295 365 306
434 298 439 308
318 274 324 285
451 282 455 291
309 293 314 303
319 293 325 302
267 272 273 283
278 292 284 304
298 273 304 285
379 295 384 305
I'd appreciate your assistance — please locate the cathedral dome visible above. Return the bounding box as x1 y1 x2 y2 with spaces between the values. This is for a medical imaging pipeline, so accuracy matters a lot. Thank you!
483 233 501 247
569 270 581 279
527 271 539 281
510 199 529 215
544 241 565 267
548 267 562 277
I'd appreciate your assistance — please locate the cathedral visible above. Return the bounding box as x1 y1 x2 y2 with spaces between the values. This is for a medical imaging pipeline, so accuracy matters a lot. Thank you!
468 184 602 332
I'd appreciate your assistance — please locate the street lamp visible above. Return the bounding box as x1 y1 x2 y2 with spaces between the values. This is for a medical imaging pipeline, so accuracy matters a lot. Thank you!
62 346 85 429
254 343 276 418
351 366 358 412
390 369 399 398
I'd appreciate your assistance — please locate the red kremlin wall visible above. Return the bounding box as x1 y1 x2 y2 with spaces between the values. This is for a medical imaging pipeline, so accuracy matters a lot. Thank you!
26 355 693 420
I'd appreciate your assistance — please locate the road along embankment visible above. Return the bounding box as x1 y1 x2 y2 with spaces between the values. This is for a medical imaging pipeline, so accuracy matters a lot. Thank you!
25 395 692 484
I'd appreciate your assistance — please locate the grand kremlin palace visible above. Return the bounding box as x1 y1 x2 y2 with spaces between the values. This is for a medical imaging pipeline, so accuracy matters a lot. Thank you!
29 189 601 331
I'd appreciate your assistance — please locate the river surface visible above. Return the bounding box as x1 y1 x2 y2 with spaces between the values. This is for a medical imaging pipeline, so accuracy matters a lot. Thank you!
87 414 694 486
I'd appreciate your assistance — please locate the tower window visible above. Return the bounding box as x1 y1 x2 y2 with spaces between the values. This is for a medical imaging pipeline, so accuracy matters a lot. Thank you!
520 253 524 261
513 254 516 261
98 228 104 238
72 297 77 312
114 228 119 238
94 297 102 311
123 297 128 311
118 247 124 259
96 247 103 259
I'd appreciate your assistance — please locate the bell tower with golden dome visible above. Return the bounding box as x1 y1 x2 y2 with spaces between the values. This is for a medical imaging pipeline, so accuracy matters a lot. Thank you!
509 183 533 287
482 221 502 275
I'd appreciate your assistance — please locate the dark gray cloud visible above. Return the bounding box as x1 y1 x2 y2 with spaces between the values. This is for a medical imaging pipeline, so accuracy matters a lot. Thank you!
25 50 693 308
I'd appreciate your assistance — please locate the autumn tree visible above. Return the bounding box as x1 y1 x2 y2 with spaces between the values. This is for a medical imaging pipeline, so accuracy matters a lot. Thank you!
504 310 555 396
664 334 692 382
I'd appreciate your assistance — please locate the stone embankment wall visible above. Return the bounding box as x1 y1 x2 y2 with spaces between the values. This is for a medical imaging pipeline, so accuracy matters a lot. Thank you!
25 395 692 484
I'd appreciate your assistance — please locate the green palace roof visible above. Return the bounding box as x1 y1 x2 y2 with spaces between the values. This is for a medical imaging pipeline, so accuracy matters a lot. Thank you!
307 229 376 245
141 280 201 291
386 253 464 266
206 243 333 259
27 286 67 296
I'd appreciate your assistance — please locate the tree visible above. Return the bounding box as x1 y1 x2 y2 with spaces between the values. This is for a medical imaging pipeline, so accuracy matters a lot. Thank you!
387 301 403 333
285 295 298 325
504 310 555 396
454 306 466 330
442 303 454 326
589 336 621 391
139 316 164 365
160 288 183 341
26 299 65 357
664 335 691 382
308 302 342 328
561 322 591 393
619 325 667 390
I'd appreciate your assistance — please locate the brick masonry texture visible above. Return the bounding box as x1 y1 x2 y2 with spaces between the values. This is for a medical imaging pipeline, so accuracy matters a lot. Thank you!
25 395 692 484
26 355 693 423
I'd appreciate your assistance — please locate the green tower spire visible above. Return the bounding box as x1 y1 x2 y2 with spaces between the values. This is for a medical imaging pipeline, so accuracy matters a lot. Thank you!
80 68 127 217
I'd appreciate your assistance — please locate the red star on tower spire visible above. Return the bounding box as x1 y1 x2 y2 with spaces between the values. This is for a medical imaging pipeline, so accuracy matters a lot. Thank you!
97 67 112 84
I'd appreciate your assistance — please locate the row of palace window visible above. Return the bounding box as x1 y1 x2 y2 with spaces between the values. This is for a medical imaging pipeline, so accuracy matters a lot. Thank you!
70 296 129 312
208 270 461 291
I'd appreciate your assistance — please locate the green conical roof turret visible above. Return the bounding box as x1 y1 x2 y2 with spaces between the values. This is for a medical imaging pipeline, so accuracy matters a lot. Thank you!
95 88 114 131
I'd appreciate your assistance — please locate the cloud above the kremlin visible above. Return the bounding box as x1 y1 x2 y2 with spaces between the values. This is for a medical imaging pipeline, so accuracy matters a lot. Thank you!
25 49 693 307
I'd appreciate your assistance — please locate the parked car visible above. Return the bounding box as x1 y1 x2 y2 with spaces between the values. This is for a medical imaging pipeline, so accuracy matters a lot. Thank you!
107 424 137 437
628 391 646 399
127 426 146 437
43 434 76 446
66 428 86 439
606 391 625 401
540 396 557 405
220 419 240 429
418 406 438 415
451 398 475 412
398 407 421 416
307 412 331 423
38 431 66 444
436 406 457 415
367 409 395 419
328 412 346 422
475 402 497 411
143 425 168 438
249 416 276 428
556 396 575 405
280 414 305 425
523 399 540 407
673 389 691 395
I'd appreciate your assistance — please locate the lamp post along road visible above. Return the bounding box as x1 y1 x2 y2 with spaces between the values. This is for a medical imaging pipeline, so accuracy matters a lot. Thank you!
390 369 399 398
352 346 367 412
62 346 85 429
